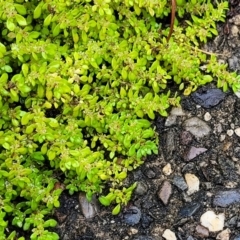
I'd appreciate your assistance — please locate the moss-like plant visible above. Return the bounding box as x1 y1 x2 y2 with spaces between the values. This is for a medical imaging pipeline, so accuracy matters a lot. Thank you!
0 0 239 239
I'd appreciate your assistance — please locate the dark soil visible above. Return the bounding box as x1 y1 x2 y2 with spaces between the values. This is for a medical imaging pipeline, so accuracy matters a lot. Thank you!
53 1 240 239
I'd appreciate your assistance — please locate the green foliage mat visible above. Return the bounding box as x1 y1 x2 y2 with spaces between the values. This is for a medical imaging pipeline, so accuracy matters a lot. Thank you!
0 0 240 239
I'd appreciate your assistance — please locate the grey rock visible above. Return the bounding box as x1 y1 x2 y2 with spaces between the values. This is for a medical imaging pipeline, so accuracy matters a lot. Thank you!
228 56 240 71
178 202 201 217
123 206 141 225
183 117 211 138
184 146 207 161
143 168 156 179
213 189 240 207
79 193 99 219
173 175 188 191
191 88 225 108
165 130 176 160
158 181 172 205
165 115 177 127
135 181 148 195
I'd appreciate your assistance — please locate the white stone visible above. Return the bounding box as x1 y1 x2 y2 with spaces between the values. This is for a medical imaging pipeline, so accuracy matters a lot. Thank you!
185 173 200 195
235 128 240 137
231 25 239 37
128 227 138 235
170 107 185 116
216 228 231 240
204 112 212 121
227 129 234 136
162 163 172 176
200 211 225 232
220 134 226 142
165 115 177 127
162 229 177 240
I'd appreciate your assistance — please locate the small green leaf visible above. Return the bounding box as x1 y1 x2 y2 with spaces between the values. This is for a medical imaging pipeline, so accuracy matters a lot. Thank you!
15 14 27 26
33 3 42 19
6 19 15 31
99 196 111 206
112 204 121 215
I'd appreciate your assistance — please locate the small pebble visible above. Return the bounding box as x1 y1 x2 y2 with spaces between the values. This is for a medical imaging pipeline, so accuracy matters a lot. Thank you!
123 206 141 226
185 146 207 161
191 88 225 108
162 163 172 176
220 134 226 142
183 117 211 139
195 225 209 238
185 173 200 195
158 181 172 205
216 228 231 240
173 175 188 191
231 25 239 37
213 189 240 207
204 112 212 121
200 211 225 232
232 14 240 26
235 128 240 137
135 181 148 195
143 168 156 179
178 202 201 217
162 229 177 240
165 115 177 127
227 129 234 136
128 227 138 235
79 193 99 219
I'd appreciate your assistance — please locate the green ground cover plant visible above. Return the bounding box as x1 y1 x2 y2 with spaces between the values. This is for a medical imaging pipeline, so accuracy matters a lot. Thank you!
0 0 240 239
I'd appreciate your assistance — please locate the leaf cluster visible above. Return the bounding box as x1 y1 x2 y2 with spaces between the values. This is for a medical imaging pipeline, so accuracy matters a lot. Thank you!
0 0 239 238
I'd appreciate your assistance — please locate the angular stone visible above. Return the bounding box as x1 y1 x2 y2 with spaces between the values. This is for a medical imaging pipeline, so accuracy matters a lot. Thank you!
195 225 209 238
173 175 188 191
191 88 225 108
235 127 240 137
200 211 224 232
165 115 177 127
183 117 211 138
185 173 200 195
213 189 240 207
216 228 231 240
123 206 141 226
135 181 148 195
185 146 207 161
79 193 99 219
158 181 172 205
178 202 201 217
162 229 177 240
162 163 172 176
204 112 212 121
165 130 176 159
